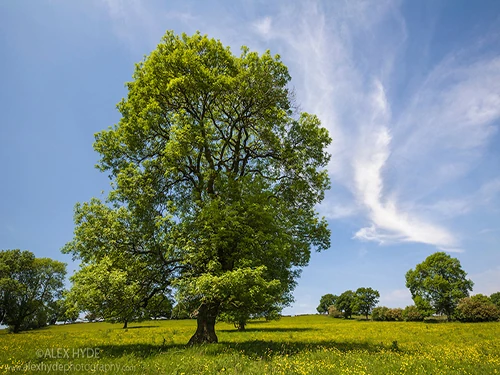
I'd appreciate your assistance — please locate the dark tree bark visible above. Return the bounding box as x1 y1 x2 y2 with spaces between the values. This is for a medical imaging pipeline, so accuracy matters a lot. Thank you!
187 303 219 345
236 320 246 331
123 320 128 329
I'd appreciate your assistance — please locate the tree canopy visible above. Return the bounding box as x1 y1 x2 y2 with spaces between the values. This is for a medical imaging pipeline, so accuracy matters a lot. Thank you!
405 252 473 319
64 31 331 344
353 287 380 319
0 249 66 333
490 292 500 309
335 290 355 319
317 294 337 314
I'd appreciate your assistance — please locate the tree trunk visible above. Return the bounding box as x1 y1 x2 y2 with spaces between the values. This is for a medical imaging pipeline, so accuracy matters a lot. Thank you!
123 320 128 329
237 320 246 331
187 303 219 345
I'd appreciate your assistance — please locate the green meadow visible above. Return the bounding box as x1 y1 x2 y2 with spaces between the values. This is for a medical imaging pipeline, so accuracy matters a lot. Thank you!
1 315 499 374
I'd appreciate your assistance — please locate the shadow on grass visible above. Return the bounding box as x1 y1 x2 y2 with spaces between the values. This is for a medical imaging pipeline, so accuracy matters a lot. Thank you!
124 325 160 330
218 327 317 333
95 338 396 360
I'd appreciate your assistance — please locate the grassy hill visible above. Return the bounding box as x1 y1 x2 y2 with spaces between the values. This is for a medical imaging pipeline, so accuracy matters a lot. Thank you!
1 315 499 374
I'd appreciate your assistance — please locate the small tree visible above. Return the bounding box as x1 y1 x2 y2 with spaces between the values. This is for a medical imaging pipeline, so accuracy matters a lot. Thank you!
335 290 355 319
317 294 338 314
66 256 167 328
455 294 500 322
405 252 473 319
353 287 380 319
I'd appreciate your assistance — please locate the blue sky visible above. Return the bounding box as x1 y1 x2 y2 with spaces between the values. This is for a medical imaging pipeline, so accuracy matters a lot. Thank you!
1 0 499 315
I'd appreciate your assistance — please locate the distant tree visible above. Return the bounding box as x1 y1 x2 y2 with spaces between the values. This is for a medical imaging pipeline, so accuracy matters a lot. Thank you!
84 312 99 322
371 306 389 321
145 294 174 320
327 305 343 318
490 292 500 309
405 252 473 319
335 290 355 319
317 294 338 314
402 305 424 321
171 303 192 320
0 250 66 333
353 287 380 319
455 294 500 322
386 308 403 321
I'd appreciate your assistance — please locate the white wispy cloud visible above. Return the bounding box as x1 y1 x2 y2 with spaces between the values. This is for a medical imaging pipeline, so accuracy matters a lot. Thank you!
248 1 499 252
253 16 272 38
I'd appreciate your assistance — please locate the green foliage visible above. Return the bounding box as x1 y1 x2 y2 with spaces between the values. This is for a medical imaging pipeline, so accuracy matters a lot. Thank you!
66 31 331 344
455 294 500 322
316 294 337 314
66 255 170 327
335 290 355 319
402 305 424 321
353 287 380 319
371 307 403 321
405 252 473 319
490 292 500 309
327 305 343 318
0 249 66 333
179 266 285 330
171 303 193 320
145 294 174 320
371 307 389 321
386 308 403 321
46 298 79 325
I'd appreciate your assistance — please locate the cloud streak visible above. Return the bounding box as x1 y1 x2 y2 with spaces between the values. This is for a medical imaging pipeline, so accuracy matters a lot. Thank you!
251 1 499 252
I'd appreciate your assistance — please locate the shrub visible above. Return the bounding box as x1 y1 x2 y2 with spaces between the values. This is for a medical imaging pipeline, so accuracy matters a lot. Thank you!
371 306 389 321
386 308 403 321
403 305 424 321
327 306 343 318
371 307 404 321
455 295 500 322
490 292 500 309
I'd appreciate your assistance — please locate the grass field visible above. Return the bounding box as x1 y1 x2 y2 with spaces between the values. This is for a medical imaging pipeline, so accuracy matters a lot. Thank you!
1 315 499 374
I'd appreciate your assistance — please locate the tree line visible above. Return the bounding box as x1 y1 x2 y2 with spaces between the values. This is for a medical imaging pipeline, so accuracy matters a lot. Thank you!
317 252 500 322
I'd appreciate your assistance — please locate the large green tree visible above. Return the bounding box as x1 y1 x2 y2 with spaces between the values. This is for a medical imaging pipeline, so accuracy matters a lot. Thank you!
405 252 473 319
65 31 331 344
353 287 379 319
0 250 66 333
